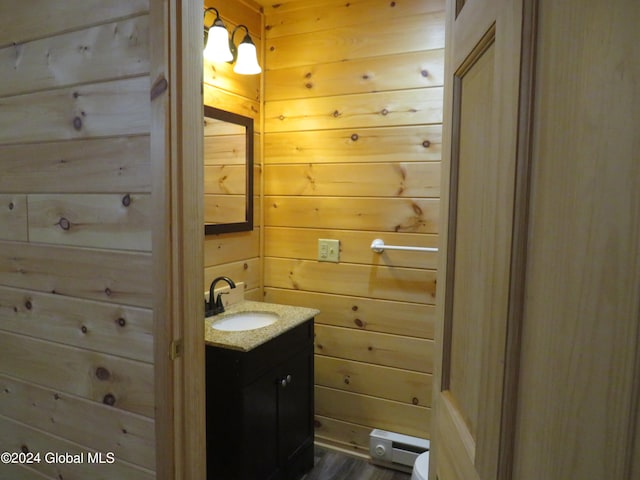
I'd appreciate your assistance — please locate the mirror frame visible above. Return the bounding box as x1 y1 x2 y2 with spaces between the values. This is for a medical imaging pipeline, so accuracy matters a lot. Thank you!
203 105 254 235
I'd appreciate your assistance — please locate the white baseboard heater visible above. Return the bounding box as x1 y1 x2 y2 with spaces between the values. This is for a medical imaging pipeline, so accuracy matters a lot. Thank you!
369 429 430 472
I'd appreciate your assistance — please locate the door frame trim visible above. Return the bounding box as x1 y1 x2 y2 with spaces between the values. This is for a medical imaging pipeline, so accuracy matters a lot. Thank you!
151 0 206 477
497 1 538 477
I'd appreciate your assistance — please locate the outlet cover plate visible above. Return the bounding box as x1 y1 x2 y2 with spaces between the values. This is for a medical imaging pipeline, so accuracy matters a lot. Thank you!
318 239 340 263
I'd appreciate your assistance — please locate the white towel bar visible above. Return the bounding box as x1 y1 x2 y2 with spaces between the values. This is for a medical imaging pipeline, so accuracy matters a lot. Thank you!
370 238 438 253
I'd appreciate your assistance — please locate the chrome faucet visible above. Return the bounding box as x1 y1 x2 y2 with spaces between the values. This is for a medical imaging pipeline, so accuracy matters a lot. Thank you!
205 276 236 317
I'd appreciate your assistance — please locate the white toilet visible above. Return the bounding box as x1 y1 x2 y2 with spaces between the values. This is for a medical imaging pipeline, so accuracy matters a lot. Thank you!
411 450 430 480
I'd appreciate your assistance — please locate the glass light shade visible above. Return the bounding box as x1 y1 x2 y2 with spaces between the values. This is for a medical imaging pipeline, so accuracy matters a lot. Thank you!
233 41 262 75
204 24 233 63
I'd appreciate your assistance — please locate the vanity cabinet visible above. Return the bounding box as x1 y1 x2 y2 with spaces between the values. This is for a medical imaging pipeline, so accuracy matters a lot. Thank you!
206 318 314 480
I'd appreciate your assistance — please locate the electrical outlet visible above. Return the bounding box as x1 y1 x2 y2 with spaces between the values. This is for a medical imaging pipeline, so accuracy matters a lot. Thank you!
318 239 340 263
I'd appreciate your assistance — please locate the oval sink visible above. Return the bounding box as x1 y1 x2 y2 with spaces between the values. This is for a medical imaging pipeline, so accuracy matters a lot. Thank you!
212 311 279 332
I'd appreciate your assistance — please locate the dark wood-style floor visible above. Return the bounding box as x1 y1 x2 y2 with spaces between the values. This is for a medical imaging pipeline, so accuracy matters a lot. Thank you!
300 445 412 480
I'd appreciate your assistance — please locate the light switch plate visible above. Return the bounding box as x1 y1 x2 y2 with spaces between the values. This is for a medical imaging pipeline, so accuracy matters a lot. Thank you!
318 239 340 263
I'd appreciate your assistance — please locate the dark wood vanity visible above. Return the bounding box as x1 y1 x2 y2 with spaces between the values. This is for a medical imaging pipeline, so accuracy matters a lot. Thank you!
205 316 315 480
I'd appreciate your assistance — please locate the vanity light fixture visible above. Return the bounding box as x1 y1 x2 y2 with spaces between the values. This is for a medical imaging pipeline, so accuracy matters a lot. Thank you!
203 7 233 63
230 25 262 75
202 6 262 75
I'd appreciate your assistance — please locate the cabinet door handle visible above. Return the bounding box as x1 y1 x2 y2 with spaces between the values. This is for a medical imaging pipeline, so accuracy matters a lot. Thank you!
280 378 287 387
286 374 292 385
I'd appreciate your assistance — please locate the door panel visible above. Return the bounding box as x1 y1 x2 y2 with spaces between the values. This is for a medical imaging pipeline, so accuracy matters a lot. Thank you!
447 40 495 443
432 0 531 479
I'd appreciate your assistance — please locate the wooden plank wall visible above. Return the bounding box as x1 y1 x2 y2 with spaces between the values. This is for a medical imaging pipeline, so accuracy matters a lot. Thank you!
262 0 445 453
0 2 156 478
203 0 263 301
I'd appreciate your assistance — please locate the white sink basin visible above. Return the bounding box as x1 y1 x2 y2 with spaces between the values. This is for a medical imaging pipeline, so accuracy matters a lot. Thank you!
212 311 279 332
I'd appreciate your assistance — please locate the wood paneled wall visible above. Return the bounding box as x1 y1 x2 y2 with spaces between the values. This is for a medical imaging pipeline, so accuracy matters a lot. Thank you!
0 2 155 478
203 0 263 301
262 0 445 453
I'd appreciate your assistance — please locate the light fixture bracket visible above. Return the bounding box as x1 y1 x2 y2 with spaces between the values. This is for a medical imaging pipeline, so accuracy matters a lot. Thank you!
203 7 223 47
229 25 251 63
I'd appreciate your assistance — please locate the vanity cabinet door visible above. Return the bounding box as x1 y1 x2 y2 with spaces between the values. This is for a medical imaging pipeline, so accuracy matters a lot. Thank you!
243 370 279 480
276 347 314 475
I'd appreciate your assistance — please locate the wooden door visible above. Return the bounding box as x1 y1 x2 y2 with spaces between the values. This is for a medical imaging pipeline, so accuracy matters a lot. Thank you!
511 1 640 479
431 0 536 478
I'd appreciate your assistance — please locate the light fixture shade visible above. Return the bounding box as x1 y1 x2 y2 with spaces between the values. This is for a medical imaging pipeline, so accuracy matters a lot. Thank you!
204 23 233 63
233 40 262 75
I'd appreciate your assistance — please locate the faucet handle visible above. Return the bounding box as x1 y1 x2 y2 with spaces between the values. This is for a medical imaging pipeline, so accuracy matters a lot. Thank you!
215 291 229 309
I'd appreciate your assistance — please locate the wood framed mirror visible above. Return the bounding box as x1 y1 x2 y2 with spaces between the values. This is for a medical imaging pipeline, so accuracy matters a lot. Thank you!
203 105 254 235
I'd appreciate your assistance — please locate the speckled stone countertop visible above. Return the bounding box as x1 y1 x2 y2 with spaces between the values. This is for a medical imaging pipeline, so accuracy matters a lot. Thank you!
204 300 319 352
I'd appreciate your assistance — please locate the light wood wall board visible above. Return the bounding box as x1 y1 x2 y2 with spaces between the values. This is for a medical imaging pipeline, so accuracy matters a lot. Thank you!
265 162 440 197
0 420 154 480
315 386 430 439
204 229 260 267
263 0 442 447
204 166 247 194
264 125 442 164
204 258 261 294
0 285 153 363
0 195 28 242
315 324 433 373
0 76 151 145
204 0 262 37
264 288 435 339
0 136 151 194
0 15 150 97
315 355 432 407
264 0 445 38
0 1 158 475
28 193 151 251
203 83 261 126
266 13 445 70
204 136 247 165
265 197 439 233
265 88 443 133
263 227 437 269
235 0 263 12
244 289 262 302
314 414 376 455
0 241 152 308
0 375 156 471
265 50 444 101
0 462 47 480
204 118 248 138
265 258 436 304
204 194 248 224
203 164 260 220
204 59 261 103
0 1 149 47
0 331 154 418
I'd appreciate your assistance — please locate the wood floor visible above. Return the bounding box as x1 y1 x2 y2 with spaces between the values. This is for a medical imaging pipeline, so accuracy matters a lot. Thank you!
300 445 412 480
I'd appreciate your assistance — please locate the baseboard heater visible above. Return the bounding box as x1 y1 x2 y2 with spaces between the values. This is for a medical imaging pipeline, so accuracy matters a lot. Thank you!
369 429 430 472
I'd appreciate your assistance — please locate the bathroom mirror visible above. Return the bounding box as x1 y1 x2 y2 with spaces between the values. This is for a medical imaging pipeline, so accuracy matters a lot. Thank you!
203 105 254 234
